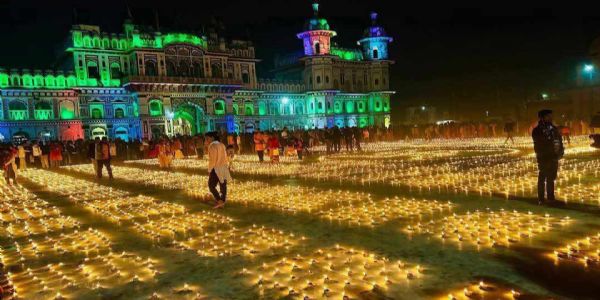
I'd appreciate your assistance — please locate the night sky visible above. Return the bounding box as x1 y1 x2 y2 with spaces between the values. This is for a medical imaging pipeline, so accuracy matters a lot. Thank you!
2 0 600 118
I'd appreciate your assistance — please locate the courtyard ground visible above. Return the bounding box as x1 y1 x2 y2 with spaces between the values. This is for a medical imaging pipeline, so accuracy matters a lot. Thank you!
2 136 600 299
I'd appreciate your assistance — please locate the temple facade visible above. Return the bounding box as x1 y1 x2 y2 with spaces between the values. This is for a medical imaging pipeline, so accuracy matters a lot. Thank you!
0 2 393 142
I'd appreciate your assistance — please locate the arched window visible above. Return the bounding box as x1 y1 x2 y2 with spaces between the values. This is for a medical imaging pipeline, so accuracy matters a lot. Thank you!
192 62 203 78
374 100 382 111
211 63 222 78
93 37 101 48
269 102 279 115
346 101 355 113
294 102 304 115
242 71 250 84
115 107 125 118
178 62 190 77
83 36 91 48
316 76 321 84
317 101 324 112
373 48 379 59
244 103 254 115
325 76 329 83
110 62 121 79
91 108 103 119
166 61 176 77
357 101 366 113
111 39 118 49
214 99 226 115
34 101 53 120
334 101 342 114
314 42 321 55
145 61 157 76
232 103 239 115
149 100 163 116
8 101 28 120
87 61 99 79
60 101 76 119
258 102 266 116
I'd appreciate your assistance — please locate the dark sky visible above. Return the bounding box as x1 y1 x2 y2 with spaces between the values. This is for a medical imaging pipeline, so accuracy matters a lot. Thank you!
2 0 600 114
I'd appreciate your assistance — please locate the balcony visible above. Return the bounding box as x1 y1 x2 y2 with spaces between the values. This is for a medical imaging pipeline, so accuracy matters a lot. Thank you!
123 75 242 86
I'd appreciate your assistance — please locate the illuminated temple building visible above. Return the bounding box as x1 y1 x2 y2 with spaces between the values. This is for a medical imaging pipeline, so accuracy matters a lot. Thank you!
0 3 393 141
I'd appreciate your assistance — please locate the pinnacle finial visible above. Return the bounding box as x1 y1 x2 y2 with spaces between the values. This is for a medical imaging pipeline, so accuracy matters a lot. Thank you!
370 12 378 25
312 2 319 17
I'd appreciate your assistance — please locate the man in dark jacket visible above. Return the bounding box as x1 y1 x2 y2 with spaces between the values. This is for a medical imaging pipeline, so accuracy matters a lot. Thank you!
532 109 564 204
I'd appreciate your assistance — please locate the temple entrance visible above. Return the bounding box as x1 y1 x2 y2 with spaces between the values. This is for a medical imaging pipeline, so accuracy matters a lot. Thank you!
173 117 193 136
173 104 205 136
91 127 106 140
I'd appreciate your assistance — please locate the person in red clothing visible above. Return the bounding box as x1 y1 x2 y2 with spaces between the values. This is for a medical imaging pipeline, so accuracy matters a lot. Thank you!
266 133 280 163
49 142 63 168
294 138 303 160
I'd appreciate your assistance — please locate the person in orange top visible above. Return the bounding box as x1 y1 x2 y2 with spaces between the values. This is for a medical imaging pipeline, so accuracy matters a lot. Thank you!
253 130 265 162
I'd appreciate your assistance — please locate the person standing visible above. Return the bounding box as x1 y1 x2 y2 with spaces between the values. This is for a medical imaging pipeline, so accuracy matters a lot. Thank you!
206 132 231 209
267 133 281 163
3 146 18 185
95 137 113 179
504 120 515 144
532 109 564 204
40 142 50 169
254 130 265 162
17 144 26 170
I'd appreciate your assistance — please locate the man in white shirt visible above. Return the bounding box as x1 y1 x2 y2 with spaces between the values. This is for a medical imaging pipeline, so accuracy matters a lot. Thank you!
206 132 231 209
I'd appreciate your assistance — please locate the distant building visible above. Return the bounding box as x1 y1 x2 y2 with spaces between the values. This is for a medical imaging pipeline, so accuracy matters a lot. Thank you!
0 2 393 142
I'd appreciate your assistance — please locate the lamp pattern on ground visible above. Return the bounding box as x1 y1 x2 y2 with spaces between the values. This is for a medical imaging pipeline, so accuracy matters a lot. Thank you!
442 280 525 300
404 209 570 249
552 233 600 269
242 245 424 300
0 179 161 299
22 169 297 257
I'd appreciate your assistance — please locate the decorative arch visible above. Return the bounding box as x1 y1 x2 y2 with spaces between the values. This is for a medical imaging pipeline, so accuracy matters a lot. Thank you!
60 100 76 119
145 60 157 76
213 99 226 115
8 100 28 120
148 99 164 116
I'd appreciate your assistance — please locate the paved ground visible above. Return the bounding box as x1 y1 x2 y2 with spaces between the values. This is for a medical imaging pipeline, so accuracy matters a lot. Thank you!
2 136 600 299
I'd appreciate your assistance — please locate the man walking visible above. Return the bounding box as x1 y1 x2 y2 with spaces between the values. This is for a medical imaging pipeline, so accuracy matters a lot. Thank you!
207 132 231 209
532 109 564 204
95 137 113 180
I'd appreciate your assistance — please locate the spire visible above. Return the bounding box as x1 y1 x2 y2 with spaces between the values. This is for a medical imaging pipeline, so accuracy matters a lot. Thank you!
312 1 319 17
370 12 378 25
126 2 133 20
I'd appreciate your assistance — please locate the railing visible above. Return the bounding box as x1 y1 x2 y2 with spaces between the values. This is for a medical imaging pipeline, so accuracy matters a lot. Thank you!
124 75 242 86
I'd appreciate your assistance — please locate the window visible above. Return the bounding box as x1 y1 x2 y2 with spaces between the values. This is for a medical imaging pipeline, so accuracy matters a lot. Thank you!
60 101 76 119
317 101 323 111
214 100 226 115
211 63 222 78
145 61 157 76
375 79 379 86
115 108 125 118
232 103 239 115
166 61 176 77
295 102 304 115
149 100 163 116
373 48 379 59
110 62 121 79
34 101 53 120
245 103 254 115
314 42 321 54
242 71 250 84
340 73 345 84
91 108 103 119
192 63 203 78
258 102 266 115
325 76 329 83
316 76 321 84
8 101 28 120
334 101 342 114
87 61 99 79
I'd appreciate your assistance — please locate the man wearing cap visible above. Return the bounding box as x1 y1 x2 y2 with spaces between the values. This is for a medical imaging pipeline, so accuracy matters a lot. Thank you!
532 109 564 204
